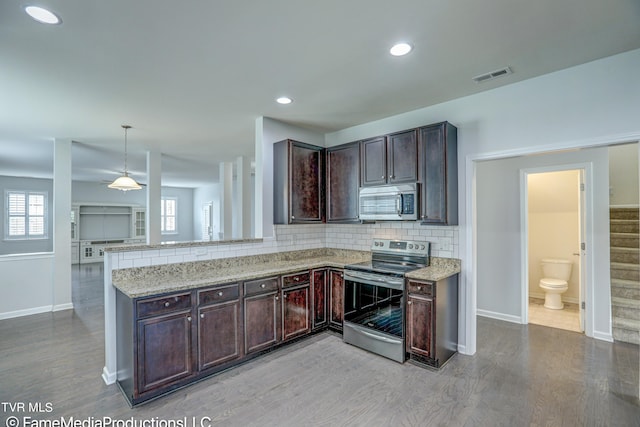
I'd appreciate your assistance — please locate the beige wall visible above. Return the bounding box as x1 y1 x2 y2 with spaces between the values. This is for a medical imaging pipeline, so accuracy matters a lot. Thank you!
528 170 581 303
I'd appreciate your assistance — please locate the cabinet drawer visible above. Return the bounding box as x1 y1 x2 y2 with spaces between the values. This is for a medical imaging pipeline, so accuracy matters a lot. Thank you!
244 277 279 296
282 271 310 288
407 281 434 297
198 284 240 306
137 293 192 318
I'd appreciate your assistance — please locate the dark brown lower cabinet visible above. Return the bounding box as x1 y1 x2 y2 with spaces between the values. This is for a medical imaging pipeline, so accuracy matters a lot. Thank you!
329 269 344 330
405 275 458 368
116 290 196 405
198 300 240 370
244 277 280 354
311 268 328 330
406 294 434 359
116 268 353 406
137 310 194 393
282 284 311 340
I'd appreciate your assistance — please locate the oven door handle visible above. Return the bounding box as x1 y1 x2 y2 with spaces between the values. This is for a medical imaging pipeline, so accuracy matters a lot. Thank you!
352 325 402 344
396 194 402 216
343 271 404 290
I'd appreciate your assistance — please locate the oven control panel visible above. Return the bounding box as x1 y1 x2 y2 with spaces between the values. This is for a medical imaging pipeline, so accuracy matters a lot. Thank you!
371 239 430 257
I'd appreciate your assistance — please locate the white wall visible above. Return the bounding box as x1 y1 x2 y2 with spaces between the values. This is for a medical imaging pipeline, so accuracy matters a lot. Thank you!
72 181 146 205
609 143 639 206
193 184 220 240
161 187 194 242
476 149 610 337
325 48 640 351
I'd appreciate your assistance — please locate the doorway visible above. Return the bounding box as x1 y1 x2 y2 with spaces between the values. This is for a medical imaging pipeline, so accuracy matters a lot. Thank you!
522 166 586 333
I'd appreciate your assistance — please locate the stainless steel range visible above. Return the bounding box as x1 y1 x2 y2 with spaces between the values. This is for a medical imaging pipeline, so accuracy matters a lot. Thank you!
343 239 430 363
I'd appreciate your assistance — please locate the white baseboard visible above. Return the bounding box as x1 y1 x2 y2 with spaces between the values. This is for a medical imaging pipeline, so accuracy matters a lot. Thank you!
0 305 52 320
102 366 117 385
477 309 523 324
53 303 74 312
592 330 614 342
457 344 469 355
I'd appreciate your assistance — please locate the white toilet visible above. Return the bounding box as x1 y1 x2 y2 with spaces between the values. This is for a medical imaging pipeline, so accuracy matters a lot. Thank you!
539 258 573 310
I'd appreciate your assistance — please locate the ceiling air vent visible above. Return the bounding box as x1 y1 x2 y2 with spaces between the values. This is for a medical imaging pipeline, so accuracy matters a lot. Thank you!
472 66 512 83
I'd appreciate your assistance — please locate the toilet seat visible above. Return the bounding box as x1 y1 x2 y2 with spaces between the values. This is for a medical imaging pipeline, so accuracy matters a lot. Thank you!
540 278 568 288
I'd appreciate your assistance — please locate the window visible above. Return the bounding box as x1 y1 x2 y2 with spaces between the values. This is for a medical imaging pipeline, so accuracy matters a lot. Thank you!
5 191 48 239
161 198 177 234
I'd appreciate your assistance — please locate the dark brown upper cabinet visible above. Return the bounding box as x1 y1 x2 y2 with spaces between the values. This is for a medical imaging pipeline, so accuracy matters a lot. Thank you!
360 130 418 187
273 139 325 224
419 122 458 225
326 142 360 222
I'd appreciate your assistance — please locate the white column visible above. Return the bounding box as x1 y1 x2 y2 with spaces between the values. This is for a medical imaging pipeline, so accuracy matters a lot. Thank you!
146 151 162 244
219 161 233 240
53 138 72 311
254 117 265 238
235 155 253 238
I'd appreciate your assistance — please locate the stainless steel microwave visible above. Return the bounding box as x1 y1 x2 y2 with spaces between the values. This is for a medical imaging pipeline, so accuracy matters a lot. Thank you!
358 183 419 221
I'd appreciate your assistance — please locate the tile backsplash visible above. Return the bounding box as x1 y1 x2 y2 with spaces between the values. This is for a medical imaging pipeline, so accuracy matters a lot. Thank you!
109 223 458 270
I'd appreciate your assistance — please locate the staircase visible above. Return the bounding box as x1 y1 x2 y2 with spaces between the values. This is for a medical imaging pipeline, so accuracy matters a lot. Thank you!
610 207 640 345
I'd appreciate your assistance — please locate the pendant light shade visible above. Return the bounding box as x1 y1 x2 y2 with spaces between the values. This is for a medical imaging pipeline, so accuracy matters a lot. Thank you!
108 125 142 191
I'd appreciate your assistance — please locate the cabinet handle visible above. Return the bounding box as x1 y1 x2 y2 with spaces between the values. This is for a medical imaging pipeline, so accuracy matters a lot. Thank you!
389 175 394 179
294 277 299 281
260 283 266 289
164 301 170 307
187 316 192 322
381 175 385 179
417 286 422 291
283 294 288 299
275 296 279 301
291 215 295 220
407 301 412 305
218 291 223 296
200 313 204 319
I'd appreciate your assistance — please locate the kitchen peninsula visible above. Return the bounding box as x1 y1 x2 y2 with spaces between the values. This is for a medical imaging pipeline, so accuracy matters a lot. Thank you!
107 242 460 406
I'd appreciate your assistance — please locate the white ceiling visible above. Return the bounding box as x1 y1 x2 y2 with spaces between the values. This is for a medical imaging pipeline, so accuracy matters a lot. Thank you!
1 0 639 187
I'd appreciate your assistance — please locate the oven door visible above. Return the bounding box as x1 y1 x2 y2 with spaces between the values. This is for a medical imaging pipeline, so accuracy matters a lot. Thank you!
343 270 405 363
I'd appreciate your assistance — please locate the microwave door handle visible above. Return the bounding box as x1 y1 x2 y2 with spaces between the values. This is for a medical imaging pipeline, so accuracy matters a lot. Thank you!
396 194 402 216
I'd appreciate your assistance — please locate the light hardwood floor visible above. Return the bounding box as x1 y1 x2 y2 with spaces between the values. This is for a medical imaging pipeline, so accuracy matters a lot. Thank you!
0 264 638 426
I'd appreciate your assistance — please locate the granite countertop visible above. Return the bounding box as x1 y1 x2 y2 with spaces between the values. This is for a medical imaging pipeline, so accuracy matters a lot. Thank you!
105 238 263 252
406 257 462 282
112 248 461 298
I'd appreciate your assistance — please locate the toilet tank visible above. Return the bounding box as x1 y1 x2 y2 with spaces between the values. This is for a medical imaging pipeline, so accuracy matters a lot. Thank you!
541 258 572 281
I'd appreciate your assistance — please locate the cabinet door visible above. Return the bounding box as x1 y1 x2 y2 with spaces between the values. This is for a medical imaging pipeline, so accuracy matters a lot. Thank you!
244 291 279 354
360 136 387 186
327 142 360 222
132 208 146 238
282 285 311 341
387 130 418 184
311 269 328 329
329 269 344 330
420 123 457 225
137 310 194 393
406 294 434 359
290 142 324 223
198 300 240 370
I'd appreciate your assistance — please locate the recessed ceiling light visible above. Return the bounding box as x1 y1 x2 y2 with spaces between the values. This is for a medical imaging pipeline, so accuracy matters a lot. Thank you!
276 97 293 105
390 42 412 57
25 5 62 24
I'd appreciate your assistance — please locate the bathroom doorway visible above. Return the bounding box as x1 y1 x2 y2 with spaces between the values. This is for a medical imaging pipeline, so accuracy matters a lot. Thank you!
522 166 586 333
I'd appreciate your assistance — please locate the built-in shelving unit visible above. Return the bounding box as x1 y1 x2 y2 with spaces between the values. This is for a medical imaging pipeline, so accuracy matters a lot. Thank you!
72 204 145 264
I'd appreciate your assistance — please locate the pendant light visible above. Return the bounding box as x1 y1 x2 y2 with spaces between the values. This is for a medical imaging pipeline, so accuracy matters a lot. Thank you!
108 125 142 191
